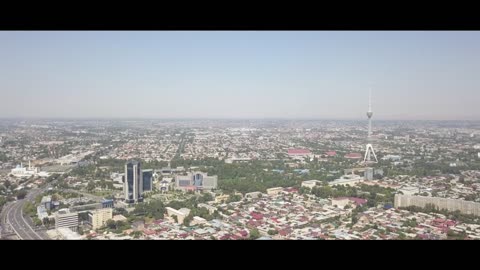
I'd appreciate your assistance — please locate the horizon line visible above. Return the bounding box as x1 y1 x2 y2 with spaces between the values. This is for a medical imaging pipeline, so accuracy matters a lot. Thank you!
1 117 479 122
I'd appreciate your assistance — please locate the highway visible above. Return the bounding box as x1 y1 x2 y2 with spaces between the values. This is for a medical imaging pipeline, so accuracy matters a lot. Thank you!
2 188 50 240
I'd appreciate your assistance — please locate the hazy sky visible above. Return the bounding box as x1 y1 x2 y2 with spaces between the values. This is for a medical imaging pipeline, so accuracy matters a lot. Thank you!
1 31 479 120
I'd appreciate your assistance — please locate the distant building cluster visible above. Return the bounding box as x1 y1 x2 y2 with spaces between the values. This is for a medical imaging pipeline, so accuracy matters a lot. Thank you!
10 161 50 178
328 174 364 187
301 180 322 189
394 194 480 216
287 149 312 157
175 172 218 192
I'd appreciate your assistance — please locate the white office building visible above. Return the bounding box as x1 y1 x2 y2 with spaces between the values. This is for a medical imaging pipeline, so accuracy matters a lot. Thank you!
55 209 79 232
328 174 363 187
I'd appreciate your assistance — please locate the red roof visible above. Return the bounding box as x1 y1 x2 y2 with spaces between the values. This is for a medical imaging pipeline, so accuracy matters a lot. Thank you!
344 153 362 159
251 212 264 220
325 151 337 156
288 149 311 155
248 220 260 226
417 234 429 239
220 234 231 240
279 229 291 236
143 229 156 235
333 197 368 206
284 187 298 193
348 197 368 206
433 218 445 223
446 220 456 226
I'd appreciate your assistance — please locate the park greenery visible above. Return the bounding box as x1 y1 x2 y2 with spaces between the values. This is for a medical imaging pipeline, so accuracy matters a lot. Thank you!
105 219 131 234
75 156 350 195
301 184 395 208
0 196 6 211
446 229 468 240
16 190 27 200
132 199 166 220
112 193 219 227
0 152 8 162
23 201 37 218
248 228 260 239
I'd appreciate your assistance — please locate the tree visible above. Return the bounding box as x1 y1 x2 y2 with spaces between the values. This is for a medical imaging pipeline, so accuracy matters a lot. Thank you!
86 181 96 192
299 187 310 195
34 195 43 204
43 217 52 228
106 219 116 230
16 190 27 200
249 228 260 239
227 194 242 203
267 229 278 235
32 217 42 227
201 193 214 202
183 215 193 226
131 231 143 239
114 207 128 216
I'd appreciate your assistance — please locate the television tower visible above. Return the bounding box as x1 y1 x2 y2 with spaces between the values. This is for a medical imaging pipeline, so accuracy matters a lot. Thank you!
363 89 378 163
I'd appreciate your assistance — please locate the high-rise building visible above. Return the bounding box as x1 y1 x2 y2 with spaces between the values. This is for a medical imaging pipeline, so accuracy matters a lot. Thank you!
89 208 113 230
142 169 153 192
55 209 79 232
364 167 374 180
124 160 143 203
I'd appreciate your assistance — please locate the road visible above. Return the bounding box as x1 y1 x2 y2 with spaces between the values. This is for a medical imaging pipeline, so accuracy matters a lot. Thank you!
2 188 50 240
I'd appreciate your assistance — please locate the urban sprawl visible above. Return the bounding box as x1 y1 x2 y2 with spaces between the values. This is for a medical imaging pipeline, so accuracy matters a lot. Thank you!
1 118 480 240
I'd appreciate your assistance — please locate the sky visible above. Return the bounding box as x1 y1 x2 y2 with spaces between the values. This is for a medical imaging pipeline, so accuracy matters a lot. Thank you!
0 31 479 120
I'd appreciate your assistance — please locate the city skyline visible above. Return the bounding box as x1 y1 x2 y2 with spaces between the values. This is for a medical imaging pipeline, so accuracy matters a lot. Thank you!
1 31 480 120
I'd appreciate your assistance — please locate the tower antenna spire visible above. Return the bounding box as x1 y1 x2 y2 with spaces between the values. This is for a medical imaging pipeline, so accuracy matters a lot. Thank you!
364 87 377 164
368 88 372 112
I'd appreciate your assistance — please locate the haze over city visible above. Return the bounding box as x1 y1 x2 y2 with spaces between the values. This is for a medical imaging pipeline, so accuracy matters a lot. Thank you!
2 31 480 241
1 31 479 120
